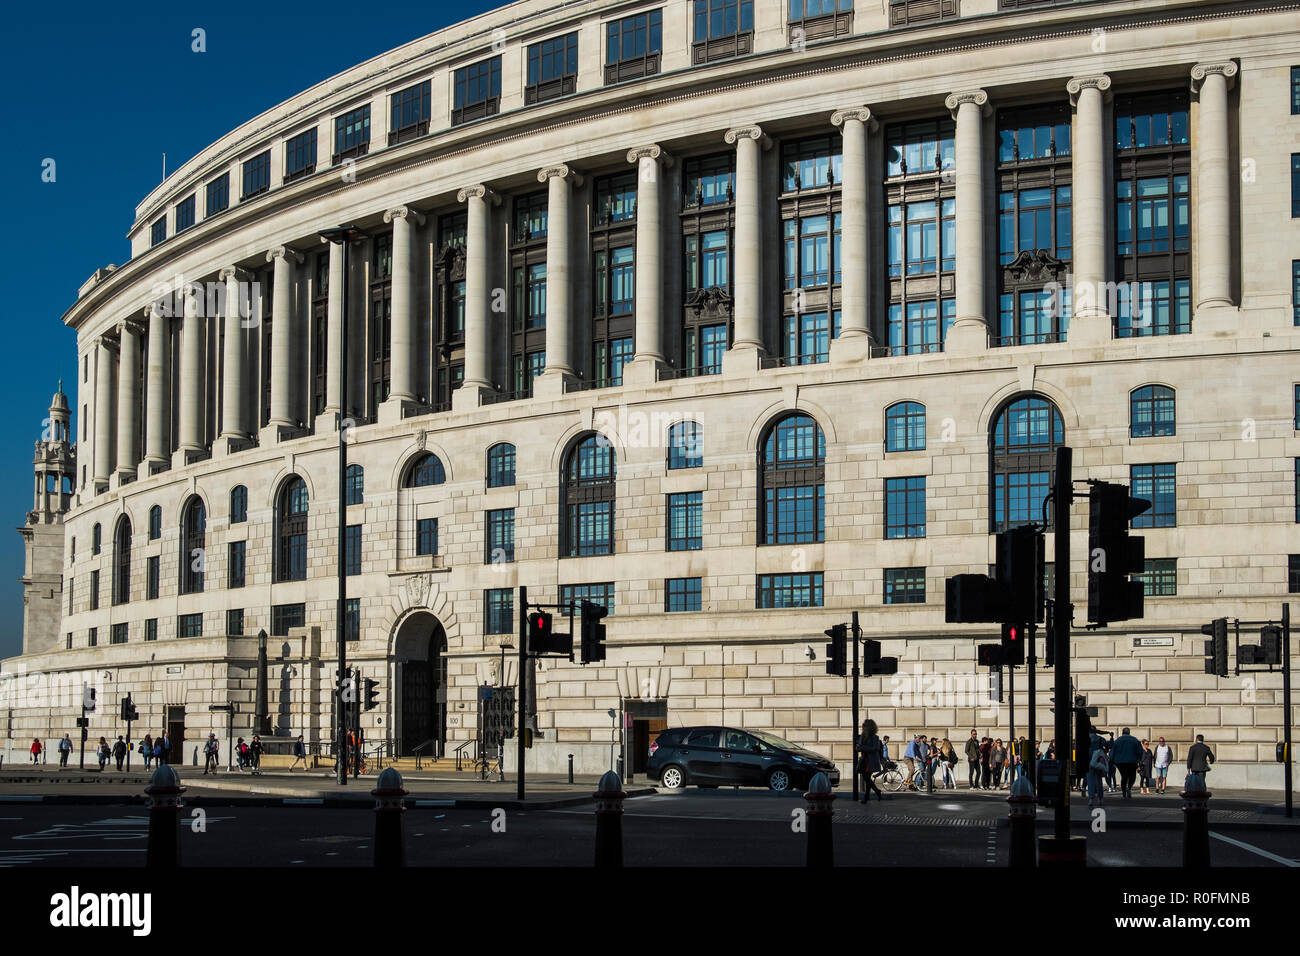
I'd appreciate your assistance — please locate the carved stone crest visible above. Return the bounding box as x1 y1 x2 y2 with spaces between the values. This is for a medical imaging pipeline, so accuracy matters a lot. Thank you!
402 572 433 610
1004 249 1066 283
685 285 733 318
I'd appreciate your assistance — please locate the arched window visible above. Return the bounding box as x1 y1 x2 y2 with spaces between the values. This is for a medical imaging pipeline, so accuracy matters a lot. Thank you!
884 402 926 453
990 394 1064 532
562 434 615 557
92 523 101 555
345 464 364 505
112 516 131 606
148 505 162 540
1129 385 1175 438
230 486 248 523
276 477 309 582
760 414 825 545
667 421 703 470
404 453 446 488
487 443 516 488
179 497 206 594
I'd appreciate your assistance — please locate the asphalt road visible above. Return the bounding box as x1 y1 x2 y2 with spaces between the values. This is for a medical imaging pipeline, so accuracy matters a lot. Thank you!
1 789 1297 867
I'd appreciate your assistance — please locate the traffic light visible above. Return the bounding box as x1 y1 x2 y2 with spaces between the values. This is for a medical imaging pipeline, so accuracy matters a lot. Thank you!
1201 618 1229 677
996 525 1043 624
364 678 380 712
1001 623 1026 667
83 686 96 712
120 697 138 722
977 644 1004 667
1260 625 1282 666
861 639 898 677
988 666 1004 703
1086 481 1150 627
824 623 847 676
945 574 1009 624
527 610 552 651
579 601 607 664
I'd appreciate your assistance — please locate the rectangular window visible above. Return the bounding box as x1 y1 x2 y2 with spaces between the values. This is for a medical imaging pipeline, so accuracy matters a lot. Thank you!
566 500 613 556
416 517 439 556
205 173 229 217
228 541 246 589
150 216 166 247
346 524 362 576
241 150 271 199
667 492 703 551
1293 261 1300 326
514 192 549 241
526 32 578 104
1130 463 1176 528
595 172 638 224
178 613 203 638
175 195 196 233
561 582 615 614
692 0 754 63
485 588 514 634
390 80 431 143
145 619 157 642
764 485 824 545
271 603 305 636
1138 558 1177 596
452 58 501 126
90 570 99 610
1290 554 1300 592
284 128 317 183
485 509 515 564
1294 154 1300 217
88 627 97 647
885 476 926 539
883 567 926 605
756 573 824 609
146 556 159 600
782 310 837 365
666 577 702 612
684 323 727 376
334 104 371 161
488 445 516 488
345 468 364 506
226 609 244 636
1293 66 1300 115
346 598 360 642
606 9 663 83
111 622 128 645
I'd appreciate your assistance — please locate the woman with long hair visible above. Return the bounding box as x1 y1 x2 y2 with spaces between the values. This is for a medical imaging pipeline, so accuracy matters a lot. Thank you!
858 718 884 803
938 738 957 789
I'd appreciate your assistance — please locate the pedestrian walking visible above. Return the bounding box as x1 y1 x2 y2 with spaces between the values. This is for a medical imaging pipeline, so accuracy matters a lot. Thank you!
992 738 1008 788
1153 737 1173 793
141 733 153 770
112 736 127 771
153 737 166 766
1186 734 1215 784
1086 732 1109 807
979 736 992 789
965 730 980 789
250 735 264 775
235 737 250 771
29 737 43 764
289 734 308 771
880 736 891 764
57 733 72 767
1104 733 1118 792
1138 739 1154 795
96 736 110 771
858 719 884 803
203 733 220 774
1110 728 1142 798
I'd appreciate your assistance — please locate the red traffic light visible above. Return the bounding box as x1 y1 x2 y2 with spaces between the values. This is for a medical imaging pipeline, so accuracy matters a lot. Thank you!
1007 626 1019 641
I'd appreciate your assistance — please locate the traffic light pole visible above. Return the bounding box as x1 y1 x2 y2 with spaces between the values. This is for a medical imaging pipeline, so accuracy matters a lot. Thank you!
1026 623 1036 785
517 584 528 802
851 611 860 802
125 696 133 773
79 684 86 771
1051 446 1073 846
1008 664 1015 775
1284 603 1293 819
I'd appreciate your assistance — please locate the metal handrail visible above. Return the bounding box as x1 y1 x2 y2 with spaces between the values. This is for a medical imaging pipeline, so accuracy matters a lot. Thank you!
411 738 438 770
453 739 477 771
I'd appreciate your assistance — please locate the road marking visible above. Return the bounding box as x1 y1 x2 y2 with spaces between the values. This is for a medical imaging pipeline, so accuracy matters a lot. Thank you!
1210 831 1299 867
416 800 455 807
283 798 323 805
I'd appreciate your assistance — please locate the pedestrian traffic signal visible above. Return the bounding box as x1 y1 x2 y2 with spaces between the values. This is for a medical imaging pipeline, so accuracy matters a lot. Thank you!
364 678 380 712
861 638 898 677
579 601 607 664
527 610 552 649
824 623 847 676
120 697 138 722
996 525 1043 624
1001 623 1026 667
977 644 1004 667
1086 481 1150 627
1260 625 1282 666
1201 618 1229 677
944 574 1010 624
988 666 1004 703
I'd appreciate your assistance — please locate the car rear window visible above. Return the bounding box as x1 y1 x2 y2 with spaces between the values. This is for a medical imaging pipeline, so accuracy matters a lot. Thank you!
655 729 686 747
684 728 718 748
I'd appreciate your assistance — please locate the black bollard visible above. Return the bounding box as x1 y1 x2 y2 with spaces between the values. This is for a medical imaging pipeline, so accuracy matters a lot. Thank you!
804 772 835 868
568 753 574 785
594 769 626 867
371 767 408 867
144 764 186 868
1007 776 1037 868
1181 774 1211 868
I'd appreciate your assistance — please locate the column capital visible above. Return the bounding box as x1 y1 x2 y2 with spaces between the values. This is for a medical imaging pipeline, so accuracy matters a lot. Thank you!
457 184 501 206
830 107 876 132
945 89 990 119
1190 60 1238 92
724 126 771 149
218 265 252 283
538 163 585 186
383 205 427 226
625 145 673 168
266 245 304 265
142 301 165 321
1066 74 1111 106
116 318 145 338
98 332 120 353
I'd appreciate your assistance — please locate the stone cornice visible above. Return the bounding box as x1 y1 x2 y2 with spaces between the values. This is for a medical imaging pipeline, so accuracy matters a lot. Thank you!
945 89 990 119
383 205 427 226
537 163 585 185
1190 60 1239 91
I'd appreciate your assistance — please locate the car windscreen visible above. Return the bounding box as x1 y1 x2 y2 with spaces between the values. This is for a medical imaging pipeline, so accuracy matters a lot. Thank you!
750 730 799 751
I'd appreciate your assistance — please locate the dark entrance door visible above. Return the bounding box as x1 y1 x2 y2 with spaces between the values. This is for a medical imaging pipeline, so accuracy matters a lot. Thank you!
625 698 668 775
394 613 447 756
166 706 185 764
401 658 435 754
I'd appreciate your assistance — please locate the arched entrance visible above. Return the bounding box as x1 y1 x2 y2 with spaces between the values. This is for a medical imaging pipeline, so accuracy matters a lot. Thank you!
392 612 447 756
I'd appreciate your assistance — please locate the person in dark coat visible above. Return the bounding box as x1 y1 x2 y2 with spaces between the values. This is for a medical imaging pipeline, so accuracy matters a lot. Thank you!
1186 734 1215 783
1138 739 1154 795
112 736 127 771
857 719 884 803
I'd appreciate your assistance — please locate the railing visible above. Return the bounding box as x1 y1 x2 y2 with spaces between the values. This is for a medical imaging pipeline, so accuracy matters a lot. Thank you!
990 332 1067 347
453 739 477 772
411 738 438 771
283 164 316 185
871 343 944 357
657 364 721 381
482 388 530 405
332 142 370 164
774 353 829 368
388 121 429 146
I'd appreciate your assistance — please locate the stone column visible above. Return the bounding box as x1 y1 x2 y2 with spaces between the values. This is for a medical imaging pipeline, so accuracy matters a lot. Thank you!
92 336 117 486
725 125 770 355
114 319 142 476
266 246 304 429
830 107 875 357
219 267 250 439
383 205 426 403
1191 61 1237 311
1067 75 1113 342
177 284 205 453
456 184 500 400
539 164 583 379
628 146 671 365
944 89 990 354
143 302 170 468
323 239 345 415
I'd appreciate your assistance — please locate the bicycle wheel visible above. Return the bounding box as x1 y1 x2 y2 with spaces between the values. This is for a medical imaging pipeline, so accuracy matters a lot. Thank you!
879 768 905 792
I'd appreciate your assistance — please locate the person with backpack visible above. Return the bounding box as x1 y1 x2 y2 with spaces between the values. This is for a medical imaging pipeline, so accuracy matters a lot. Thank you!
154 736 166 766
203 734 220 774
57 734 72 767
289 734 308 772
112 736 127 771
141 733 153 770
1086 731 1110 807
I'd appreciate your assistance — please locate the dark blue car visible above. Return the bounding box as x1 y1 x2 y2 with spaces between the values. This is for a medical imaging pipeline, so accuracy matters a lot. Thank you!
647 726 840 792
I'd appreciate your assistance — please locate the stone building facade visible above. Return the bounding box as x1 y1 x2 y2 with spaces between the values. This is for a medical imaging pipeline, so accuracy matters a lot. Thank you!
3 0 1299 788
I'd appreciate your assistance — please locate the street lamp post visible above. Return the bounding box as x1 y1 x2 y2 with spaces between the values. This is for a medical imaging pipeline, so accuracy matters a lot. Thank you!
319 224 366 787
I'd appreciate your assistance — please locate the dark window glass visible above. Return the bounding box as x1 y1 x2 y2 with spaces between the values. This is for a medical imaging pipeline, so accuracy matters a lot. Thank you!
150 216 166 247
417 517 439 556
112 518 131 605
990 395 1064 532
1294 261 1300 326
595 173 637 224
685 728 719 747
527 32 578 99
1294 154 1300 217
228 540 246 589
756 573 824 608
345 525 362 576
405 453 446 487
346 598 360 642
666 577 702 612
694 0 754 40
335 105 371 158
178 613 203 638
560 582 615 614
88 627 97 647
563 435 616 557
227 609 244 636
884 567 925 605
90 570 99 610
145 619 157 642
486 509 515 564
1292 67 1300 115
667 492 703 551
885 476 926 539
1138 558 1177 597
1289 554 1300 593
241 150 271 199
1130 463 1176 528
485 588 513 634
391 81 431 136
606 9 663 81
276 477 309 582
92 523 101 554
761 414 825 545
271 603 306 636
149 505 161 540
1130 386 1176 438
230 486 247 523
180 497 206 594
885 402 926 452
453 58 501 123
146 556 160 600
206 173 229 217
487 443 516 488
345 464 364 505
667 422 703 469
175 195 196 233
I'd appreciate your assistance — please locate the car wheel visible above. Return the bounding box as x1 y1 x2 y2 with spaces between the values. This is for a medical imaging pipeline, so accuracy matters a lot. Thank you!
660 765 686 790
767 769 792 792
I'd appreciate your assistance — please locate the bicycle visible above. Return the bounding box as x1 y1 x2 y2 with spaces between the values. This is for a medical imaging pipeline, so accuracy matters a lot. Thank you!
872 761 906 792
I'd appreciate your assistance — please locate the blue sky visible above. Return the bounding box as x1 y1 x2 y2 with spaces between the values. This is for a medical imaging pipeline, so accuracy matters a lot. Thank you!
0 0 500 658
